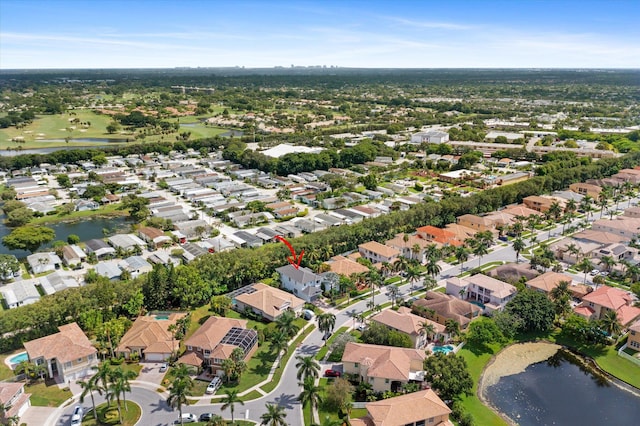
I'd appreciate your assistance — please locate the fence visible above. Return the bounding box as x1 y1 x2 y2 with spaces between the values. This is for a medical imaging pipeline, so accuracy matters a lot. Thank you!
617 344 640 366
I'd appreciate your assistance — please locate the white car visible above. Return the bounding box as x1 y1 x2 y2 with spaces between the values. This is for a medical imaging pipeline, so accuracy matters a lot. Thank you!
205 377 221 394
70 406 83 426
590 269 600 276
174 413 198 423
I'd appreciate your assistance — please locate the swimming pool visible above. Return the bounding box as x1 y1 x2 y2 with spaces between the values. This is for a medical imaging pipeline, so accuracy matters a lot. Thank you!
432 345 454 354
155 315 170 320
8 352 28 366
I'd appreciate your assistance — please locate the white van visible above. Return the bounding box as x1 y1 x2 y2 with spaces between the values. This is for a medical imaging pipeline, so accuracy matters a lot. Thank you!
70 406 83 425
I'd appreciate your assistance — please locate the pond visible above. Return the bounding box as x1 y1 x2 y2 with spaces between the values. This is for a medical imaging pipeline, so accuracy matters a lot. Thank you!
0 146 106 156
0 214 132 258
484 346 640 426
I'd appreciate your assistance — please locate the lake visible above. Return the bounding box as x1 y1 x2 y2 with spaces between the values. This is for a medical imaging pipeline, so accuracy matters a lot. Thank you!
0 214 132 258
485 348 640 425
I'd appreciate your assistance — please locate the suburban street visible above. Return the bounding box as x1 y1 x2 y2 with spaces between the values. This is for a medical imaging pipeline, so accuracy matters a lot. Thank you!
46 198 635 425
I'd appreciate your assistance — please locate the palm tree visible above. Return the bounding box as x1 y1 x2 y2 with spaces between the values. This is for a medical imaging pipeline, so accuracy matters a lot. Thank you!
269 331 288 357
275 310 298 338
14 361 36 382
425 257 441 279
550 280 572 319
547 202 563 238
260 403 287 426
295 355 320 381
167 374 194 426
411 243 424 262
78 375 102 421
423 276 437 293
221 389 244 425
298 376 322 424
455 246 470 267
593 274 606 289
445 319 460 340
600 310 622 338
419 321 436 343
472 240 489 268
600 255 617 273
93 361 113 407
317 313 337 340
577 258 594 284
116 368 137 411
598 190 610 219
388 285 400 307
580 195 594 220
108 376 125 424
206 415 227 426
565 242 581 263
405 266 421 292
512 237 526 263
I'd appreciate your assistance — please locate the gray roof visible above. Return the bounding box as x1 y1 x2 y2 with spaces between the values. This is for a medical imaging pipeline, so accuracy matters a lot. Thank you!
0 280 40 306
122 255 151 271
85 239 110 252
233 231 262 245
40 271 78 295
95 261 122 279
276 265 320 284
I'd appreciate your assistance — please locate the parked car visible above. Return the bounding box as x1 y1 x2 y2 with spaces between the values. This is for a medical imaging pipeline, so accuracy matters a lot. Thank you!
206 377 222 394
159 363 168 372
600 271 609 276
590 269 600 276
199 413 215 421
174 413 197 423
302 309 315 320
325 369 341 377
70 406 83 426
356 324 366 332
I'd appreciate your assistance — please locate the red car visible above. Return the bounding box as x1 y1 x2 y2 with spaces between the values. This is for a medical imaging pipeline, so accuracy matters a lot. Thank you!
325 369 341 377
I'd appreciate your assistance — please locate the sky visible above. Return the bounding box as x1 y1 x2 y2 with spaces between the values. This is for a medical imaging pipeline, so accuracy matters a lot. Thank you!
1 0 639 69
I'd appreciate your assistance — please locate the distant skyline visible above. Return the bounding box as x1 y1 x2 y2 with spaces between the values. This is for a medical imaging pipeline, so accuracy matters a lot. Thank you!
1 0 639 69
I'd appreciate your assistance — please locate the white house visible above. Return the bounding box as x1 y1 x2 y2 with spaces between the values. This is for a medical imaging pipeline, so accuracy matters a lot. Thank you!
0 280 40 309
446 274 517 315
26 252 62 275
410 130 450 144
275 264 323 302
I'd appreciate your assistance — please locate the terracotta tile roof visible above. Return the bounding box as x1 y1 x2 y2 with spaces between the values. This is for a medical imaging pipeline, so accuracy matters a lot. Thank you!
371 306 444 336
184 316 248 351
501 204 544 217
413 291 481 328
574 306 595 317
138 226 164 240
416 226 462 246
325 255 370 277
342 342 426 381
617 305 640 327
24 323 96 363
364 388 452 426
526 271 574 293
0 382 30 418
457 214 494 227
444 223 477 240
116 313 186 355
385 233 431 250
234 283 304 319
572 230 629 244
359 241 400 259
176 351 204 367
582 285 633 311
629 319 640 333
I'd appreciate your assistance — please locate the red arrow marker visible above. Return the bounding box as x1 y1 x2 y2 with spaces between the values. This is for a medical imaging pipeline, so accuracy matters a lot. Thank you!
275 235 304 269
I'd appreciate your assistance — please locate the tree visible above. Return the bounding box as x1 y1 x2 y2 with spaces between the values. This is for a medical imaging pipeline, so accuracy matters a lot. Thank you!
106 122 120 134
5 208 34 227
492 310 523 340
445 319 461 339
550 280 572 319
423 353 473 401
2 226 55 253
323 377 354 414
172 265 210 308
269 331 288 357
260 403 288 426
317 313 337 341
512 238 526 263
210 295 232 316
221 389 244 424
295 355 321 381
419 321 436 342
505 289 555 333
167 373 194 426
600 310 622 337
576 258 594 284
275 309 298 338
298 376 322 423
388 285 400 307
426 257 441 279
14 361 36 382
466 320 504 348
121 194 150 222
94 361 113 407
0 254 20 282
455 246 470 267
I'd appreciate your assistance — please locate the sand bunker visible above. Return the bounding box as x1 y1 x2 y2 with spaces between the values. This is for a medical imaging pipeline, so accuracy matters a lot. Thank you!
481 342 561 389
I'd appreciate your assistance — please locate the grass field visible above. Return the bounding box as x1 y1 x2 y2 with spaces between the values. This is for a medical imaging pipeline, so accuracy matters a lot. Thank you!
27 380 73 407
29 202 129 225
82 400 141 426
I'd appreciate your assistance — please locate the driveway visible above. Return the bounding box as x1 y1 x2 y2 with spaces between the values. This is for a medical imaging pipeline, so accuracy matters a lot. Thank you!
137 361 168 386
21 406 56 426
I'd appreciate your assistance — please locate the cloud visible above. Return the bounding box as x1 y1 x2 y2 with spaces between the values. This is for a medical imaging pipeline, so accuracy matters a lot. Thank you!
387 17 476 31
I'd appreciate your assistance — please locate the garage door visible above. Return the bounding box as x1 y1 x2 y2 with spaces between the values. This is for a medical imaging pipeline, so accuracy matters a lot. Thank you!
145 352 167 362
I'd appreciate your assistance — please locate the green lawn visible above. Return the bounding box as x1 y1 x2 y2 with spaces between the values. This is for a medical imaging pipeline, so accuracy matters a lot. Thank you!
29 203 129 225
0 352 18 381
315 327 348 361
26 380 73 407
82 400 141 426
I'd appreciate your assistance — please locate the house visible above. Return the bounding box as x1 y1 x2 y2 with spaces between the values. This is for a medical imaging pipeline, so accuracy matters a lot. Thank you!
24 323 98 382
0 254 20 281
120 256 153 277
275 264 323 302
444 223 478 241
138 226 172 248
456 214 498 234
179 316 258 376
569 182 602 198
416 225 463 247
501 204 543 218
26 252 62 275
94 260 123 280
40 271 78 295
0 280 40 309
74 199 99 211
84 239 116 259
341 342 427 393
174 220 210 239
627 319 640 352
181 242 209 263
0 382 31 422
525 271 575 295
107 234 146 252
358 241 400 264
523 195 556 213
410 130 450 144
370 307 446 349
592 217 640 239
489 262 540 283
351 389 453 426
233 282 304 321
447 274 517 315
323 255 370 277
412 291 481 330
61 245 86 267
574 286 640 327
116 313 187 361
385 233 431 263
